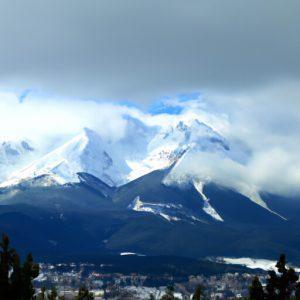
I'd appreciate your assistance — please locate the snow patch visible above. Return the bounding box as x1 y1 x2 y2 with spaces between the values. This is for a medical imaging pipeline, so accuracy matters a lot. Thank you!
193 181 223 222
120 252 146 256
214 257 300 272
126 145 185 181
34 273 47 282
128 196 182 222
128 196 205 224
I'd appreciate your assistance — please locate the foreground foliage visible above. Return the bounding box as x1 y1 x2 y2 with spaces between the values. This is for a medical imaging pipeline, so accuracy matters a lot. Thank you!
249 254 300 300
160 285 180 300
0 234 39 300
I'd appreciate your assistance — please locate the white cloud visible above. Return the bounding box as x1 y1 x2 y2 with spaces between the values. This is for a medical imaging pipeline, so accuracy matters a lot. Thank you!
0 93 138 147
164 81 300 197
0 82 300 198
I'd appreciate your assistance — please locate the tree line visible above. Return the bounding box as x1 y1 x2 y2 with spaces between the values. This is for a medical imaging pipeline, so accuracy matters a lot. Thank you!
248 254 300 300
1 233 300 299
0 234 94 300
161 254 300 300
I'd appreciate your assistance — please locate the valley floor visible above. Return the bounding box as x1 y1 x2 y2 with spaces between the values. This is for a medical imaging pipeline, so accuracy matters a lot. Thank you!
34 260 266 299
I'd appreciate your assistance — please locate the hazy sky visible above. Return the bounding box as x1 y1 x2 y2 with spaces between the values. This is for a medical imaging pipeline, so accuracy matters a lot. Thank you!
0 1 299 197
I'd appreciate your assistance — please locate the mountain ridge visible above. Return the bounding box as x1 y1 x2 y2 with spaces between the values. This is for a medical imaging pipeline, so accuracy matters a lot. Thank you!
0 169 298 263
0 117 298 263
0 118 230 188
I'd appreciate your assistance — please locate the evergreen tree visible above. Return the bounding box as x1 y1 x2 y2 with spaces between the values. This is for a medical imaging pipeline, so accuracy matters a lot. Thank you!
10 250 23 299
0 234 39 300
0 234 13 298
149 294 155 300
295 282 300 300
192 285 203 300
160 285 180 300
160 285 174 300
22 254 40 300
267 254 299 299
36 286 47 300
284 268 299 298
76 286 94 300
48 287 58 300
249 276 264 300
250 254 299 300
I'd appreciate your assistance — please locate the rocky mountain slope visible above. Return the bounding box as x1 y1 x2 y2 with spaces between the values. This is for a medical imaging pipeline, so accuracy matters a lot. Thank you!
0 117 299 263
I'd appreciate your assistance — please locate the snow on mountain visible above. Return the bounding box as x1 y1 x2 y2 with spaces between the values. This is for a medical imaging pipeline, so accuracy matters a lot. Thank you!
0 117 239 191
128 196 182 222
0 116 288 223
128 196 204 223
0 116 157 188
0 128 129 188
0 116 272 215
193 180 224 222
127 119 229 181
158 120 286 218
0 140 35 181
0 115 233 187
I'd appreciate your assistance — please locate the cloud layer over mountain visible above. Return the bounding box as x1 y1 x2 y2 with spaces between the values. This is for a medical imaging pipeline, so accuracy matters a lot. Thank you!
0 83 299 197
0 1 299 197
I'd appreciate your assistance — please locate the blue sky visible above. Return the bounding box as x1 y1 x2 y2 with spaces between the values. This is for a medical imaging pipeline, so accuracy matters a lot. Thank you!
149 92 202 115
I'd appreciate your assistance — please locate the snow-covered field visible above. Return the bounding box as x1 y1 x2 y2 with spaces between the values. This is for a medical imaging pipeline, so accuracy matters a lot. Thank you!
213 257 300 272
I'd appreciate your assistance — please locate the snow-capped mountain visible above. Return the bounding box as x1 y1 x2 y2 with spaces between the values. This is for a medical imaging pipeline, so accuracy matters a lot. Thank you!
0 128 130 187
0 117 231 188
148 119 229 154
1 116 276 218
2 115 275 218
0 118 298 263
0 140 35 181
1 115 279 219
127 119 230 180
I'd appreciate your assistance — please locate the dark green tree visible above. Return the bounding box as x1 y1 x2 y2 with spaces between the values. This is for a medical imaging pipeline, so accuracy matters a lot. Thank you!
10 250 23 299
149 294 155 300
160 285 180 300
192 285 203 300
266 254 299 299
249 276 264 300
48 287 58 300
295 282 300 300
250 254 299 300
265 270 278 300
22 254 40 300
160 285 174 300
0 234 14 298
0 234 39 300
76 286 94 300
37 286 46 300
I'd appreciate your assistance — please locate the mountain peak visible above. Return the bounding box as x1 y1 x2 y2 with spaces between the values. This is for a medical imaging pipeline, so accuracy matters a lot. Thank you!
0 119 229 191
82 127 100 140
0 139 36 182
176 121 188 131
0 128 127 188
